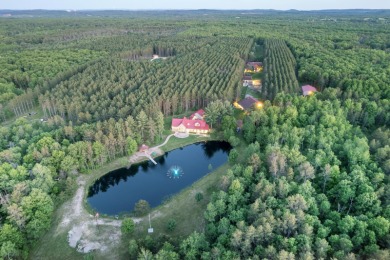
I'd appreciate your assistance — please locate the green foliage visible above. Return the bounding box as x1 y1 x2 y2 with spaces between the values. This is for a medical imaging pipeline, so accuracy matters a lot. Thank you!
228 148 239 164
195 192 204 202
180 232 209 259
126 137 138 155
0 241 18 260
134 200 151 217
262 39 299 99
205 100 234 129
228 135 240 147
166 219 177 232
128 239 139 259
21 189 54 239
138 247 153 260
83 253 94 260
121 218 135 235
0 49 103 96
35 37 250 124
154 249 179 260
201 95 388 258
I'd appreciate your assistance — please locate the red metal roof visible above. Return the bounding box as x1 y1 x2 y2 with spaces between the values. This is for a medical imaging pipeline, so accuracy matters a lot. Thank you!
171 117 210 131
172 118 185 127
196 109 205 117
189 109 205 120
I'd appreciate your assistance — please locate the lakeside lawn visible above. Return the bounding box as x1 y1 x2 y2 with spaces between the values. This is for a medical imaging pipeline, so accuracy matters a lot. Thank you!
30 129 236 259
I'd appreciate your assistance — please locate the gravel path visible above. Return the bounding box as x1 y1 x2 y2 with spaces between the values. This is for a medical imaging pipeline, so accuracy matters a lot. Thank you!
56 176 138 255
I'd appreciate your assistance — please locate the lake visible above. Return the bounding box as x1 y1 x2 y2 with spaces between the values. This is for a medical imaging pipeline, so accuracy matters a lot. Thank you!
87 141 231 215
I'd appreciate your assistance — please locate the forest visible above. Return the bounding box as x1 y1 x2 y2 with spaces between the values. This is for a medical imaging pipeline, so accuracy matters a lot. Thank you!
0 10 389 259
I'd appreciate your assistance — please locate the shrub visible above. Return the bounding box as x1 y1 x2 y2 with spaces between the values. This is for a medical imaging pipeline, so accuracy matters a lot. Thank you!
195 192 204 202
167 219 177 232
121 218 135 234
134 199 150 216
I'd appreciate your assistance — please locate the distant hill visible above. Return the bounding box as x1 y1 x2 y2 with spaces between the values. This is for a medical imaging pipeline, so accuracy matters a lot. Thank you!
1 9 389 18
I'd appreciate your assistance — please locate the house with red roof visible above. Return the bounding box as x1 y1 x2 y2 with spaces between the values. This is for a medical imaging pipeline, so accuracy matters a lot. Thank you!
171 109 210 134
302 85 318 96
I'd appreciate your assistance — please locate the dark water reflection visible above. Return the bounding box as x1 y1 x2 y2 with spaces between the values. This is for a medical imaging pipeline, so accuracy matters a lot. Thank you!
87 141 231 215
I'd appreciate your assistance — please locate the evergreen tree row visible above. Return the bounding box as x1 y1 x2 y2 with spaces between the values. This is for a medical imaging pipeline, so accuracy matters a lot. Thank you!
38 37 251 123
262 39 300 99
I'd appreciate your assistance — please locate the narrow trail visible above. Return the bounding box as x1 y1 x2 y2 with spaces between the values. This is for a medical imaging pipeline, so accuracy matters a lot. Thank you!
56 177 127 254
155 133 175 148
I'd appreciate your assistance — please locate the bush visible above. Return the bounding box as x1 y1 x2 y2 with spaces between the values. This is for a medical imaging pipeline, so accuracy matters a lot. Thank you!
134 199 150 216
121 218 135 234
228 135 240 147
128 239 138 259
83 253 94 260
167 219 177 232
228 148 239 163
195 192 204 202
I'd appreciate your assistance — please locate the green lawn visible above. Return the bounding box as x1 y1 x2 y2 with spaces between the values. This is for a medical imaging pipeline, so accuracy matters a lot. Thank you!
161 134 211 152
240 86 248 99
241 86 262 99
251 72 263 80
254 43 264 61
246 88 262 99
132 163 231 240
234 108 246 120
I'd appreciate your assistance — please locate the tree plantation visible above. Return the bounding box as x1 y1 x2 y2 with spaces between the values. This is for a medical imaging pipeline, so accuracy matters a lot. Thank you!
0 9 389 259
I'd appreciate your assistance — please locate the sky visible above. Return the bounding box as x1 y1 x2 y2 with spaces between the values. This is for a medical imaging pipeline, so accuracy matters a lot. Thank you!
1 0 390 10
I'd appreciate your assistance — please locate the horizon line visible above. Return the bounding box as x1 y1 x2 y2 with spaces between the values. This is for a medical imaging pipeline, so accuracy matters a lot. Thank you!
1 8 389 11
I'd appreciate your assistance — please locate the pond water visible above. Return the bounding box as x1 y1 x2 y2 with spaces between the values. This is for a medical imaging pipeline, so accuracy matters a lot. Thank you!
87 141 231 215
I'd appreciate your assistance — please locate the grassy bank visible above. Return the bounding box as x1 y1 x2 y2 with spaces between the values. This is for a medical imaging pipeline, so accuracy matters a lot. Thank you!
30 131 225 259
132 163 230 239
160 134 211 152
